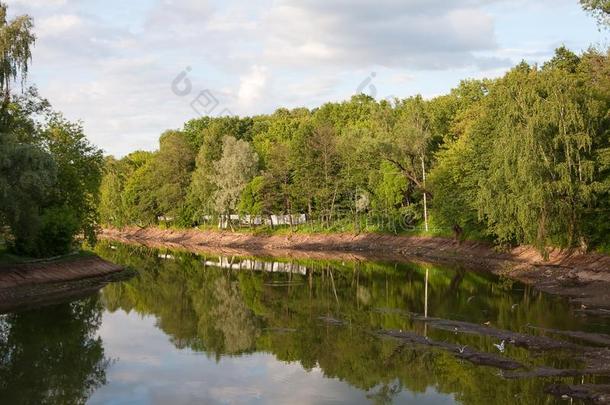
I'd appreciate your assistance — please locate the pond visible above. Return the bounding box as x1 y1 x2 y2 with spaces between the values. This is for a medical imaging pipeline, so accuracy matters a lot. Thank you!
0 240 608 404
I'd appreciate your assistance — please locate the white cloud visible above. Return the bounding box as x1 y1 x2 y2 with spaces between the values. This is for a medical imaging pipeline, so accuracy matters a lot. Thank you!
145 0 213 32
261 0 509 70
237 65 269 110
9 0 68 8
2 0 604 156
37 14 83 37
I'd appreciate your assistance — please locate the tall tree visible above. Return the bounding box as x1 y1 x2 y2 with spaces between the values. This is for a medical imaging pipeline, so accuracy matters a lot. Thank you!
212 136 258 220
152 130 195 220
0 2 35 101
291 125 342 221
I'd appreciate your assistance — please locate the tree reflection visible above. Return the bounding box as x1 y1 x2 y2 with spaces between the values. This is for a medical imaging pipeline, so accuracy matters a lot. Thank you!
97 241 598 404
0 296 109 404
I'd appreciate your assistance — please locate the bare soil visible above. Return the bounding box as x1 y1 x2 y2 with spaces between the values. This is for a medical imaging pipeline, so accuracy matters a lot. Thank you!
100 227 610 311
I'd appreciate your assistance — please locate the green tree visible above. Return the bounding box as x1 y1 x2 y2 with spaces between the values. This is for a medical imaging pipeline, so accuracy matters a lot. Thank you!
99 152 151 227
186 122 227 223
370 161 410 227
0 132 56 253
153 130 195 222
580 0 610 27
0 2 35 102
212 136 259 220
238 175 264 218
42 115 104 247
291 125 342 222
260 142 297 216
431 51 610 252
122 158 159 227
122 132 195 226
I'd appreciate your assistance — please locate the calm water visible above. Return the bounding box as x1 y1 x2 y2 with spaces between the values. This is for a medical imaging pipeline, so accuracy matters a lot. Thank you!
0 240 608 404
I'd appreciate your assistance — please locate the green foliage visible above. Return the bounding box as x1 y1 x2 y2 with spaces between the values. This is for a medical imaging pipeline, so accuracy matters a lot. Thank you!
238 176 264 216
43 115 104 246
113 132 195 227
429 135 482 236
371 161 408 216
479 65 596 249
0 135 56 254
0 3 104 257
0 98 103 256
122 159 159 226
34 205 79 256
212 136 259 214
100 47 610 253
153 130 195 219
259 142 297 215
580 0 610 27
0 3 35 97
99 157 130 227
430 49 610 252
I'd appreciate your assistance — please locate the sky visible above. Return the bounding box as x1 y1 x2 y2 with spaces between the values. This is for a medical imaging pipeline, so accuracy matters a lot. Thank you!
5 0 608 157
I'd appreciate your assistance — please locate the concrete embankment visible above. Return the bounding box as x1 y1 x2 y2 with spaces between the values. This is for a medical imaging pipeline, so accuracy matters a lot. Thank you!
0 255 126 313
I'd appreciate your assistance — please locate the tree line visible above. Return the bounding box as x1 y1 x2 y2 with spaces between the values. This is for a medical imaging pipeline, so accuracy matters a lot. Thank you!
0 0 608 257
100 46 610 253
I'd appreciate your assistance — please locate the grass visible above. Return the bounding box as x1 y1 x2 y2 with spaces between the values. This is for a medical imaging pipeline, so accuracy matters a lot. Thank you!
0 241 96 266
160 214 491 244
595 243 610 255
0 245 33 265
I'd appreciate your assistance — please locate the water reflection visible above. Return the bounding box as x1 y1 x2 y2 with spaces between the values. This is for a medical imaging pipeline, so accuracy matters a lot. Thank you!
201 256 309 275
0 297 109 404
93 241 609 404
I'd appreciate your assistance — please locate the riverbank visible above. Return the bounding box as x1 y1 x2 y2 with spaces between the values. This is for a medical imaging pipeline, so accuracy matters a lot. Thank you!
0 254 126 313
100 226 610 311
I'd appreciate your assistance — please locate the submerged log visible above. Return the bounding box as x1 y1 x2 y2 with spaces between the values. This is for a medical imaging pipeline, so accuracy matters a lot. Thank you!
528 325 610 347
545 384 610 404
378 330 524 370
375 308 585 351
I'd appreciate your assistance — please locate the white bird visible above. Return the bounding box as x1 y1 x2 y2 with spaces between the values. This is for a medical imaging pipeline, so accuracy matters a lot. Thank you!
511 304 519 310
458 345 467 354
493 340 506 353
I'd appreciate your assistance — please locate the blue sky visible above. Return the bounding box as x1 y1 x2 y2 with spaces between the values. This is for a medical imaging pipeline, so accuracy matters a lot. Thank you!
5 0 608 156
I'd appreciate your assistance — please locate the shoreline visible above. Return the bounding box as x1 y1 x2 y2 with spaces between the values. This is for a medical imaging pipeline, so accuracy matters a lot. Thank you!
0 255 126 313
100 226 610 312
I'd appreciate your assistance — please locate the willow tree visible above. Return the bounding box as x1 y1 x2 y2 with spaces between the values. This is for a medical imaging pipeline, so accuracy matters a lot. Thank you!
475 60 598 252
0 2 38 241
580 0 610 27
0 3 35 102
